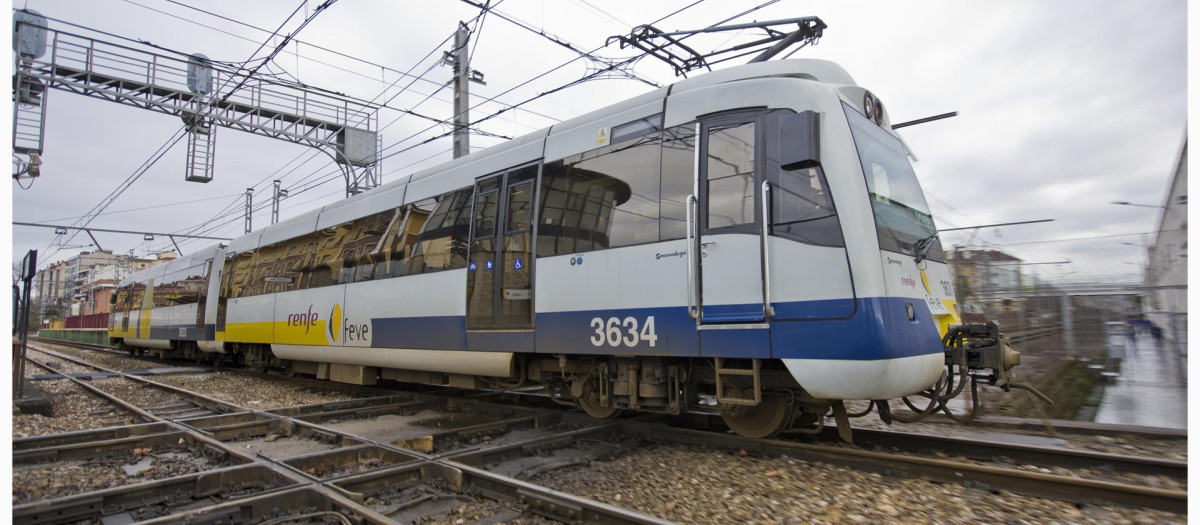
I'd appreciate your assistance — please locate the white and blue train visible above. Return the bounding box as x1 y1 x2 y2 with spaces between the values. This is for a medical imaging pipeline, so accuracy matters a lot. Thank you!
111 59 1015 438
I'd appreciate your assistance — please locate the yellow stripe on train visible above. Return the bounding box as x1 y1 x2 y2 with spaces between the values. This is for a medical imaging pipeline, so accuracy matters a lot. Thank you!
223 321 331 345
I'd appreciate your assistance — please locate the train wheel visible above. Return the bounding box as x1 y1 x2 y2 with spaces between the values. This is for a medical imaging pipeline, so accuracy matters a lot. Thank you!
720 392 794 439
572 379 621 419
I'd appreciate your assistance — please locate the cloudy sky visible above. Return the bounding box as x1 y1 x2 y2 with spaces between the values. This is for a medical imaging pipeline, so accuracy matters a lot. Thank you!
7 0 1189 284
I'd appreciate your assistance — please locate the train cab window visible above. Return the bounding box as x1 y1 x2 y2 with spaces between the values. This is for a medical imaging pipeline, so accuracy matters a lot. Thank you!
843 103 943 261
659 123 696 240
705 122 756 229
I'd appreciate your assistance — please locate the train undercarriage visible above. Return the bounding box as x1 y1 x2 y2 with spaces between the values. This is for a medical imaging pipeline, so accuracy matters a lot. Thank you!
113 322 1031 441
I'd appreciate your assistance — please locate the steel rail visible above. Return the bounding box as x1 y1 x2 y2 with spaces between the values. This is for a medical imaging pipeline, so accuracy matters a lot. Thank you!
32 336 1188 515
20 354 160 423
23 341 670 524
28 344 243 413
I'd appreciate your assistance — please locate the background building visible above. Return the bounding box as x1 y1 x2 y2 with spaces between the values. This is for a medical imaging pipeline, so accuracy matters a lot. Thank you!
33 250 175 328
1143 140 1187 359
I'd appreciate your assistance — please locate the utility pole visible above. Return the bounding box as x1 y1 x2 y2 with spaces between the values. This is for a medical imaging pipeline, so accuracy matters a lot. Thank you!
272 179 288 225
445 21 486 159
244 188 254 234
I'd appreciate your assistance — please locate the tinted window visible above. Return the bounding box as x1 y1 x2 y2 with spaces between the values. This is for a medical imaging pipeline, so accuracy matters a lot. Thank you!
507 181 533 232
403 188 472 274
153 263 207 306
537 132 663 256
659 124 695 240
762 110 844 247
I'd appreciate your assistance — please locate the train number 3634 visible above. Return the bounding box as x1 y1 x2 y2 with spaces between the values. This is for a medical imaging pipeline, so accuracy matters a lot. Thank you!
589 316 658 347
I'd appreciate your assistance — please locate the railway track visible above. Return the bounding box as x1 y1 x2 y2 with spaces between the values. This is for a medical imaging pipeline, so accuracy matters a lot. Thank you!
15 338 1188 523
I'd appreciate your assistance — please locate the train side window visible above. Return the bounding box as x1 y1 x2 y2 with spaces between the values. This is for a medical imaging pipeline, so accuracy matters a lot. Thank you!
537 132 662 256
764 111 845 247
773 167 844 247
404 188 472 275
659 123 696 240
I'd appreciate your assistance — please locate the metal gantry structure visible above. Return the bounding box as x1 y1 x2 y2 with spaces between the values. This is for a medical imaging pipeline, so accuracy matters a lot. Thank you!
14 222 234 255
12 10 383 196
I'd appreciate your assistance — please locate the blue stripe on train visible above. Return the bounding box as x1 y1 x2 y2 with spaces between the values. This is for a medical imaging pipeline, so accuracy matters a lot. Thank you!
368 297 943 361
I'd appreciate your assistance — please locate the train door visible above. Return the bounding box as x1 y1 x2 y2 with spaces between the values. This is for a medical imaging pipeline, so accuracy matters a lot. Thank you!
696 113 768 327
466 163 539 330
196 258 213 327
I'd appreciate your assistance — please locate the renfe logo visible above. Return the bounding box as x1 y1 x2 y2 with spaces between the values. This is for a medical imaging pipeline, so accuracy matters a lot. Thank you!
287 305 319 333
900 277 919 290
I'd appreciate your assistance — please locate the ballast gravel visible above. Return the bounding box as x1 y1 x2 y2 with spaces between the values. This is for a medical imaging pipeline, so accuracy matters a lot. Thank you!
148 372 375 409
12 379 136 437
12 444 231 504
530 444 1185 525
841 400 1187 461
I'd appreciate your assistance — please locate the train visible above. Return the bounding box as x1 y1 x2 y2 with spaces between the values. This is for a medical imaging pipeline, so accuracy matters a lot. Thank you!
109 58 1020 439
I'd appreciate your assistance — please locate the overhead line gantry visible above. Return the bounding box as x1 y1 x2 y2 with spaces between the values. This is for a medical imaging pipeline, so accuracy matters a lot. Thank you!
13 9 383 196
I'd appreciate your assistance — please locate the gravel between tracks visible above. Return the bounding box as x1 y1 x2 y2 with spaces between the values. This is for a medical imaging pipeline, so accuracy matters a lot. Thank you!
12 379 137 437
13 444 231 504
23 349 97 377
91 377 198 411
531 444 1185 524
33 342 164 371
148 372 375 410
813 435 1186 492
839 400 1187 461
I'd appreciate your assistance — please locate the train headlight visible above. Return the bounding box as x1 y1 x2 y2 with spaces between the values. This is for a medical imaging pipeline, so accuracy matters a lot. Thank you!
905 303 915 321
862 92 884 126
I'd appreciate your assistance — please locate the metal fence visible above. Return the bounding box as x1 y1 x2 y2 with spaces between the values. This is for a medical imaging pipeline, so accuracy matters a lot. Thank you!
946 235 1187 369
64 312 109 329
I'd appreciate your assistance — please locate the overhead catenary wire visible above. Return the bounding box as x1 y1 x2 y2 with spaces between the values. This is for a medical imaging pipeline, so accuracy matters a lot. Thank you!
22 193 243 224
36 0 335 268
152 0 562 125
157 0 737 252
156 10 508 252
159 6 492 243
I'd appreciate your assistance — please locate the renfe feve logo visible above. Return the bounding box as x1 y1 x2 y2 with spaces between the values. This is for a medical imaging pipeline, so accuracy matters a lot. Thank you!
900 277 918 290
656 251 685 260
287 305 319 333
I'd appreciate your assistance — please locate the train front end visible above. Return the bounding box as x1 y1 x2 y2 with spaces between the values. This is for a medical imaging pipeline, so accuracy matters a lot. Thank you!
777 75 1020 410
773 83 945 402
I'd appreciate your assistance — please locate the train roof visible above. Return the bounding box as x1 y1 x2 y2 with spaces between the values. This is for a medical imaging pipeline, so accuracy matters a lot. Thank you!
170 59 863 264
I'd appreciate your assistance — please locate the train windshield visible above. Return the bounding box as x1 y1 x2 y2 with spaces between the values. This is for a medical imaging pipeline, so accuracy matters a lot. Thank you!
843 103 944 262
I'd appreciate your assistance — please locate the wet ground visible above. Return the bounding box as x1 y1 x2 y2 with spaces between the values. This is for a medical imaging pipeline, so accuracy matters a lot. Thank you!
1094 331 1187 429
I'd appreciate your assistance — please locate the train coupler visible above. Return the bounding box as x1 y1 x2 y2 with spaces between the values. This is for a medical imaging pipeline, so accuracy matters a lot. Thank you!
943 322 1022 388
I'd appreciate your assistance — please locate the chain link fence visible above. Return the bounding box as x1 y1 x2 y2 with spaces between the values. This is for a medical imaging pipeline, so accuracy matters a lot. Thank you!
945 233 1187 419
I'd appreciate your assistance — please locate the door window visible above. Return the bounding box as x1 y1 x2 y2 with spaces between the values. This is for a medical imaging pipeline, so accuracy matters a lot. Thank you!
705 122 756 230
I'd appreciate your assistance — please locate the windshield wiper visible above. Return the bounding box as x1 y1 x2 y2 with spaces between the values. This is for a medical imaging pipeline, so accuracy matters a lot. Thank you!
912 232 940 264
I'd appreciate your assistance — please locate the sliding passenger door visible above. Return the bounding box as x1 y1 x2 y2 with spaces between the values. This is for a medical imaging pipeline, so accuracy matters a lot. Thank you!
466 163 539 330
